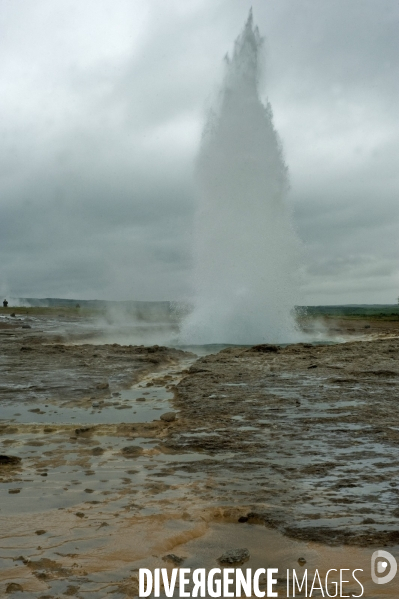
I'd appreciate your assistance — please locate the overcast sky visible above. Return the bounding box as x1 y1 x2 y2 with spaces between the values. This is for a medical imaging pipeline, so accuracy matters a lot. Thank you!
1 0 398 305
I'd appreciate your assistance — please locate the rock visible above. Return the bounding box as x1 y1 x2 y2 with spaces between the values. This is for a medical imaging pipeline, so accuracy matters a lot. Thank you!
65 585 80 596
91 446 104 456
6 582 23 593
162 554 186 565
121 446 143 458
160 412 176 422
238 516 248 523
298 557 307 566
8 489 21 494
75 427 92 435
96 382 109 390
218 548 250 564
75 512 85 518
369 369 398 377
21 324 31 329
188 367 211 374
20 346 33 351
35 530 46 535
136 397 146 402
91 402 100 408
84 488 94 493
0 455 21 466
248 344 279 353
10 312 16 317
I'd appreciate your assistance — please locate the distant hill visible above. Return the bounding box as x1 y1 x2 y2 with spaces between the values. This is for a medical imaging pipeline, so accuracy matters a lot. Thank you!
7 298 399 320
17 297 172 309
13 298 190 322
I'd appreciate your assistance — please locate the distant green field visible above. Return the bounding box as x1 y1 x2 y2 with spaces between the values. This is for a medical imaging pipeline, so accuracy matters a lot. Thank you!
1 301 398 321
0 299 182 321
299 305 399 319
0 305 97 317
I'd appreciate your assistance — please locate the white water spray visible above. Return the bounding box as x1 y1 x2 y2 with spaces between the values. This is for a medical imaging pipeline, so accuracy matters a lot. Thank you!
181 11 300 345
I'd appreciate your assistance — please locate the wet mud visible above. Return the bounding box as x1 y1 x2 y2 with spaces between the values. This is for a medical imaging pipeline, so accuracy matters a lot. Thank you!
169 338 399 547
1 310 399 597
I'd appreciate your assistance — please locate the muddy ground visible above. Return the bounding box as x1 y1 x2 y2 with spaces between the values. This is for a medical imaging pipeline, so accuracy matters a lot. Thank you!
0 309 399 598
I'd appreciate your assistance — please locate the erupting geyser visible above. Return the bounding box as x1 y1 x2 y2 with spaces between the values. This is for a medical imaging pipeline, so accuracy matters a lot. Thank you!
181 11 300 345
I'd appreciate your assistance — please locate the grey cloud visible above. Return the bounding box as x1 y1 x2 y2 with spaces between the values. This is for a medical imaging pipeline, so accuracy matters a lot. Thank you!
0 0 398 303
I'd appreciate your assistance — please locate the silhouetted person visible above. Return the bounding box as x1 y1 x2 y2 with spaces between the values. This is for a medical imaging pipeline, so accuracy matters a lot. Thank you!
3 299 8 307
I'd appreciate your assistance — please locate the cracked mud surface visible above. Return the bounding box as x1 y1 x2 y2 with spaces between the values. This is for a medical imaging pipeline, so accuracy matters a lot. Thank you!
1 309 399 597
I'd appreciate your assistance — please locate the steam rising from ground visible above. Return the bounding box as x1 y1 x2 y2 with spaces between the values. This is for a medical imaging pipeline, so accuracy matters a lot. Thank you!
180 12 300 345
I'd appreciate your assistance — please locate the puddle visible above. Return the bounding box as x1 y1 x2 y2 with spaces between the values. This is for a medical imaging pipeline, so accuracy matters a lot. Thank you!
0 362 191 426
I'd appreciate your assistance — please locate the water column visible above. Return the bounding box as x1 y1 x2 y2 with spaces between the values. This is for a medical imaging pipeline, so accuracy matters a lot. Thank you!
181 11 300 344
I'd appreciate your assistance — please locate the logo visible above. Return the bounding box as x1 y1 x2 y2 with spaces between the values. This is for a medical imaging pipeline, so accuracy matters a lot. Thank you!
371 550 397 585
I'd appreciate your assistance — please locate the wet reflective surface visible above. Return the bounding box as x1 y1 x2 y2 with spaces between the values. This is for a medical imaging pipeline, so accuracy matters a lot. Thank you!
1 310 399 597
